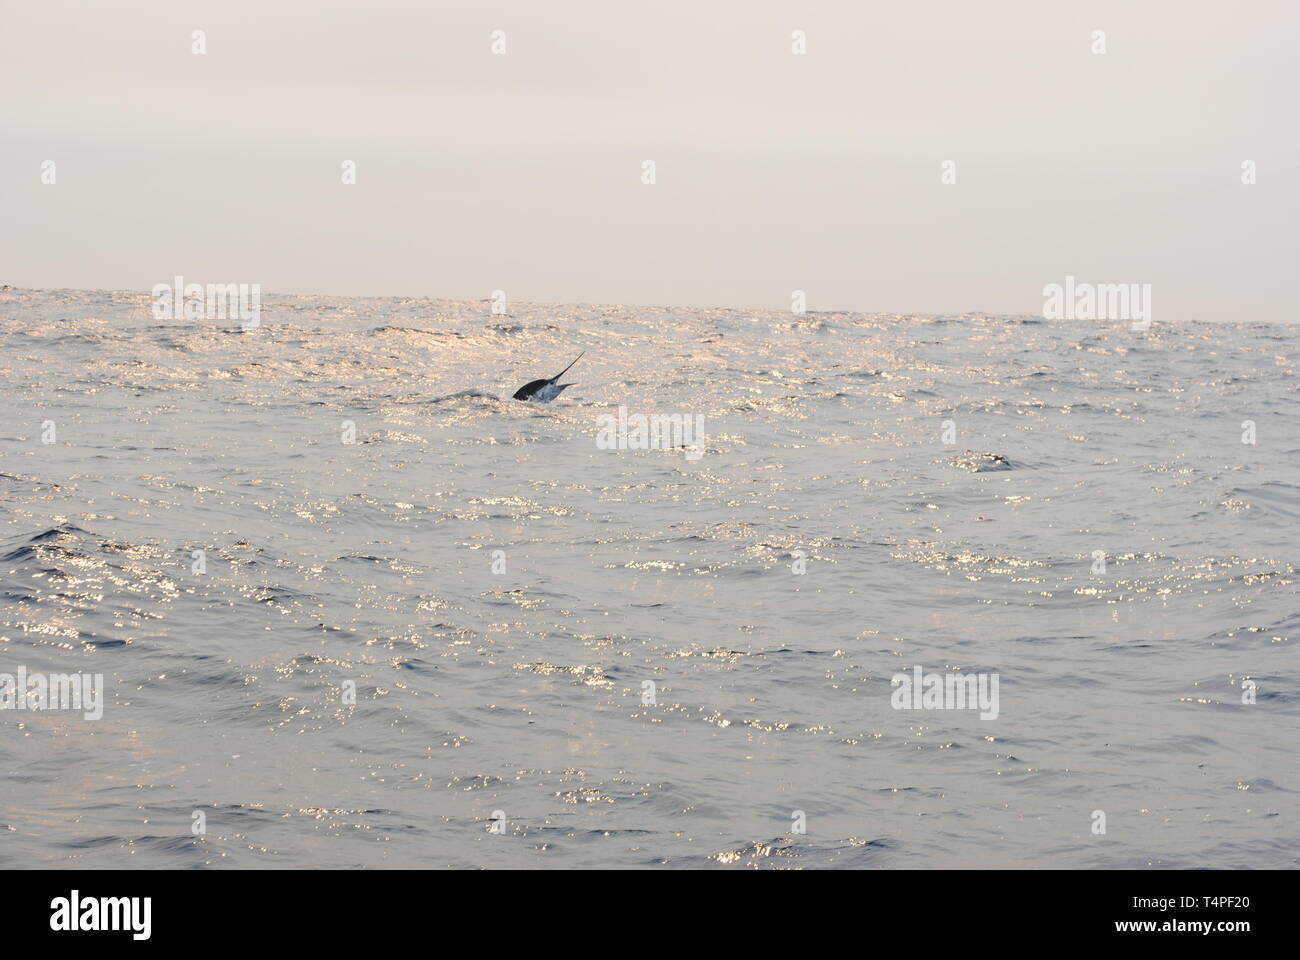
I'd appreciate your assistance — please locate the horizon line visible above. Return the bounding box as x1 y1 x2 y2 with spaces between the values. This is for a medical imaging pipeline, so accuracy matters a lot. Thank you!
0 283 1250 326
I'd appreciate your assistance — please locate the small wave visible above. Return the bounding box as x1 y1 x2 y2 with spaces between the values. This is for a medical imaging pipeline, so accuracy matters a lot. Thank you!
948 450 1016 472
0 524 95 562
426 389 502 403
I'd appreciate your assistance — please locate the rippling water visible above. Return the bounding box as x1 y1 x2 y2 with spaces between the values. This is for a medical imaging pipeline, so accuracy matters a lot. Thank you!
1 287 1296 868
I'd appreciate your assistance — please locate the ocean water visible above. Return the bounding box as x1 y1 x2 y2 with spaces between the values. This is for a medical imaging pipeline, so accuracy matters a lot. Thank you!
1 287 1296 869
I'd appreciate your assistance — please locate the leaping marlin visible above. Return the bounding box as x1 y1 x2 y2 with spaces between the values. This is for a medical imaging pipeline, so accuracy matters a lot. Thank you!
512 352 583 403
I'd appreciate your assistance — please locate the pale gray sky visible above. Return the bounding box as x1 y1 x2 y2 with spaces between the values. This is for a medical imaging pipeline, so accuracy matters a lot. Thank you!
3 0 1297 321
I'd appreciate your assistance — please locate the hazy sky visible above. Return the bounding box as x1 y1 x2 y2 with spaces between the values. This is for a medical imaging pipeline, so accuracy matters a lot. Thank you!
3 0 1297 321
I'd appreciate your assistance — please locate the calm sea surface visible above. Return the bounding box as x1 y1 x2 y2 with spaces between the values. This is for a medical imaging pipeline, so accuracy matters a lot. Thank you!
1 288 1296 868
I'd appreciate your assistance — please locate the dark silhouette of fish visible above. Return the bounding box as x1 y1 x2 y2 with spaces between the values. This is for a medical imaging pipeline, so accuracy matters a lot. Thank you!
512 352 583 403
